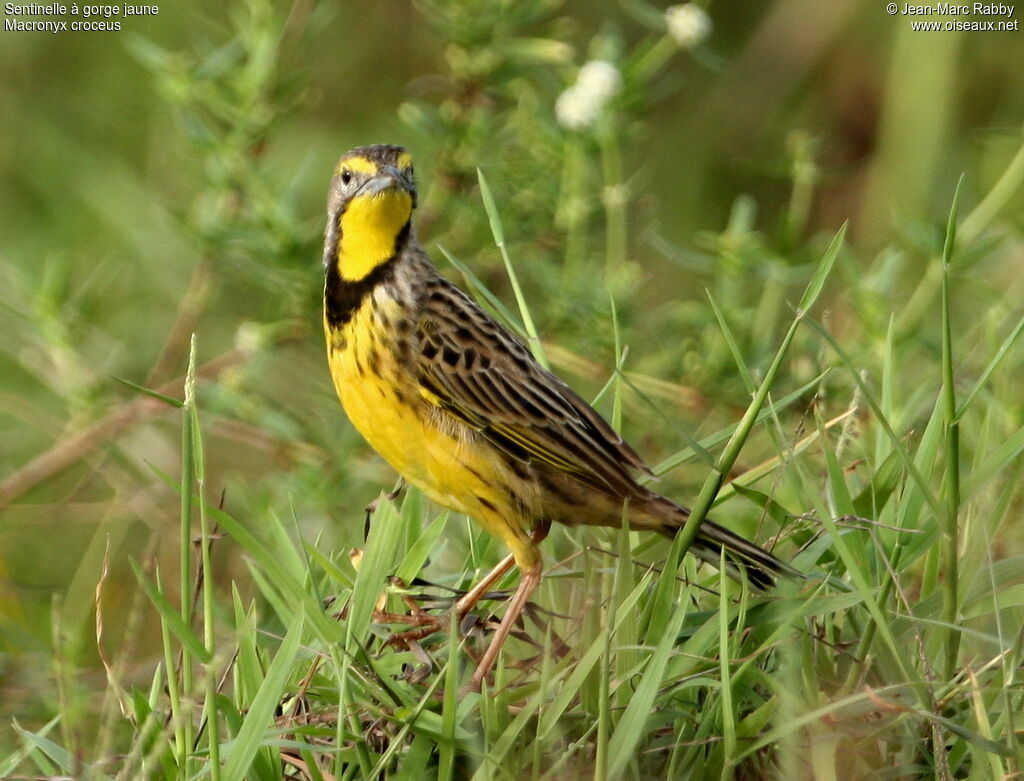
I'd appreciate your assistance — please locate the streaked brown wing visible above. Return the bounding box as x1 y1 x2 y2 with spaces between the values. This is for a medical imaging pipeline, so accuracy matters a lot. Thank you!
415 274 653 497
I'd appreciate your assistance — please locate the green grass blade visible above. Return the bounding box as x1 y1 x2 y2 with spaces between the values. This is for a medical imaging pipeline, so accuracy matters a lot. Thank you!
131 560 212 664
2 717 60 777
345 496 404 650
536 568 655 740
798 224 847 312
221 611 304 781
438 244 525 335
13 719 114 781
939 176 964 679
110 375 184 407
707 291 755 393
205 502 341 643
606 582 689 777
718 557 737 766
477 168 548 367
394 509 449 584
178 334 198 772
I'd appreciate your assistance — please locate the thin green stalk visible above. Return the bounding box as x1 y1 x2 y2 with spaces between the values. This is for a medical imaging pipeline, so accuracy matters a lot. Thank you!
593 506 627 781
627 34 679 83
580 538 601 715
717 553 735 777
477 169 548 368
594 312 627 780
187 334 221 780
174 338 199 776
612 501 638 713
593 601 611 781
940 179 963 680
338 496 404 779
179 338 195 773
158 568 187 772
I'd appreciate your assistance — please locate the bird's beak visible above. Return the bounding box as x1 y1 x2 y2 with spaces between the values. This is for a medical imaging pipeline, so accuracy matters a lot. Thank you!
361 164 414 197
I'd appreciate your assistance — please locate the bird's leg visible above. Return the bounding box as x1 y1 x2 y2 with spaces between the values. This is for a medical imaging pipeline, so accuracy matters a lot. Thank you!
453 553 516 612
454 519 550 617
466 519 550 688
470 561 542 690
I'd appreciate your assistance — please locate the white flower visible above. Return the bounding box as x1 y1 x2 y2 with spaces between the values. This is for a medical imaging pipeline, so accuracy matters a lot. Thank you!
556 86 600 131
665 3 712 48
555 60 621 131
576 60 622 100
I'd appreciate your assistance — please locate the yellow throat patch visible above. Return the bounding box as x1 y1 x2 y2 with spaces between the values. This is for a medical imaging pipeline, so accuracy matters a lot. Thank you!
336 185 413 282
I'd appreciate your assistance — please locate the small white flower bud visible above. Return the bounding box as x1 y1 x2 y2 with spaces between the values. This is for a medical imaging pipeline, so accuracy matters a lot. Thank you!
555 60 622 131
575 60 622 100
665 3 712 48
556 86 600 130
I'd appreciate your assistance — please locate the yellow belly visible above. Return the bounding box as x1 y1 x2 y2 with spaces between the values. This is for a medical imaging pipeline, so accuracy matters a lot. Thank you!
324 302 523 541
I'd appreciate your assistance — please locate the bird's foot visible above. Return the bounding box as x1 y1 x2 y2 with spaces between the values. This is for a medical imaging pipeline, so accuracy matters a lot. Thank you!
384 615 449 647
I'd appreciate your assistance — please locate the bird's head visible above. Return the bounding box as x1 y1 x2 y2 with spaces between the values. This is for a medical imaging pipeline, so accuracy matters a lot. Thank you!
323 144 417 282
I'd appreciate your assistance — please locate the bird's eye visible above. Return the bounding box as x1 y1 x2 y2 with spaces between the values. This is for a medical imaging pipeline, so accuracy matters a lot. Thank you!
341 169 353 185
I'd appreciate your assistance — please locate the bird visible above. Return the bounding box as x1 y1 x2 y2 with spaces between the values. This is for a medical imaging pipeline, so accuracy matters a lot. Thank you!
321 143 799 688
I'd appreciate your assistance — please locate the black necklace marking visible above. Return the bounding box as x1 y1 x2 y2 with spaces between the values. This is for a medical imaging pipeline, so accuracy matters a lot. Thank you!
324 220 411 329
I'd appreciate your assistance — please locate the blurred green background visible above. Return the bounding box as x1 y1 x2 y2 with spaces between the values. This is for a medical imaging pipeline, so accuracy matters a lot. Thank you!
1 0 1022 746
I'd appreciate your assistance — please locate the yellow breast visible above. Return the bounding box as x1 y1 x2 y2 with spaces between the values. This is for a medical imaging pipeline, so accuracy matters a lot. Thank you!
327 302 414 469
325 293 538 549
325 300 472 511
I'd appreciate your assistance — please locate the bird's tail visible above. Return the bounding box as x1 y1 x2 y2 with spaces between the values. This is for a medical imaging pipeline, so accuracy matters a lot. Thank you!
639 495 801 590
